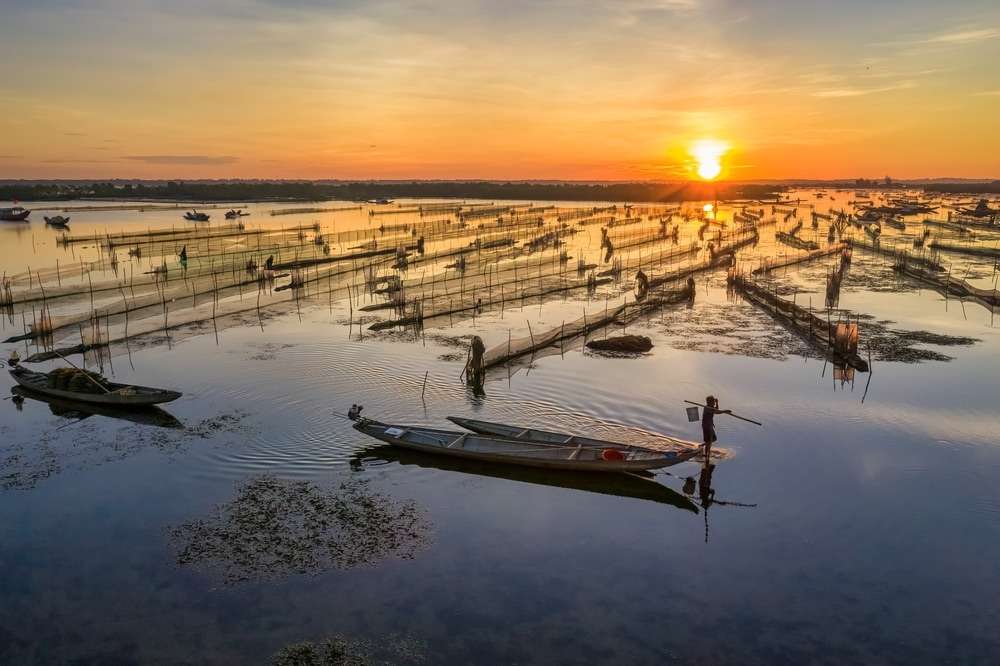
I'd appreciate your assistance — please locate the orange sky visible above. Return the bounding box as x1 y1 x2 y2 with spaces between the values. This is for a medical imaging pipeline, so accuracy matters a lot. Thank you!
1 1 998 180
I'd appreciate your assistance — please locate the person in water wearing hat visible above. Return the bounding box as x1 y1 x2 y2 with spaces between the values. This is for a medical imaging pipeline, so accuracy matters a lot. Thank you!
701 395 731 457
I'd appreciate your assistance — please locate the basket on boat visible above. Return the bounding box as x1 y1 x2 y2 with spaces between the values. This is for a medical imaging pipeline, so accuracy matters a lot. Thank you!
46 367 109 394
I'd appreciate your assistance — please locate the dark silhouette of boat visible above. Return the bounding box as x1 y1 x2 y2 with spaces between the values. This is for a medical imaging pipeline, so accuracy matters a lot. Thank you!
183 210 210 222
44 215 70 228
958 199 1000 219
0 206 30 222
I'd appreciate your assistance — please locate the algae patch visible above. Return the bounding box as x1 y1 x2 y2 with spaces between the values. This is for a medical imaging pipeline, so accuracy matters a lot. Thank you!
169 475 431 583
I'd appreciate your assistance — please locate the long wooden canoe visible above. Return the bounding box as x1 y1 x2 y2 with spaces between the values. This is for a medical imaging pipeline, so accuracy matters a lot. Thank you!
11 385 183 429
354 418 699 472
447 416 702 452
8 367 182 406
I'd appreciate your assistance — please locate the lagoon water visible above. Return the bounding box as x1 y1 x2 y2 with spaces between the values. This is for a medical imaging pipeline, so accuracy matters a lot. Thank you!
1 193 999 663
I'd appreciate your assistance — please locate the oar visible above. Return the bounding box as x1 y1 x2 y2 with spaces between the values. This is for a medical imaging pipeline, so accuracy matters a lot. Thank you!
684 400 763 426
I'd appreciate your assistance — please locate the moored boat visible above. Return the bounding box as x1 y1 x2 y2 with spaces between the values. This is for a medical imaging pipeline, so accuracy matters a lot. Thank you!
44 215 70 227
0 206 30 222
184 210 210 222
352 416 700 472
224 209 249 219
10 386 183 429
8 366 182 406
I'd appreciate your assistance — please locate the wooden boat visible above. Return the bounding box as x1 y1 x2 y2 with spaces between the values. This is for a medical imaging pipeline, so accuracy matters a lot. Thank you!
0 206 30 222
958 199 1000 218
183 210 210 222
8 366 182 406
353 418 697 472
44 215 70 227
882 216 906 230
224 209 249 219
10 386 183 429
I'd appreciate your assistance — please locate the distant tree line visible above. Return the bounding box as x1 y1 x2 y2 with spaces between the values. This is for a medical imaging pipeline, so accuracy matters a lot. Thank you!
922 181 1000 194
0 180 785 203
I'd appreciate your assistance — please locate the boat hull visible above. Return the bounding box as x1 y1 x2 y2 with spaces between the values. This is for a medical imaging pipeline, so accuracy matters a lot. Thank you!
11 386 183 428
354 420 695 473
9 368 182 406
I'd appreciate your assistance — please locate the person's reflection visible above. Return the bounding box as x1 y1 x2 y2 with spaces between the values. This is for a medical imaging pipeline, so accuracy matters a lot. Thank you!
698 459 716 509
683 459 716 511
683 457 756 543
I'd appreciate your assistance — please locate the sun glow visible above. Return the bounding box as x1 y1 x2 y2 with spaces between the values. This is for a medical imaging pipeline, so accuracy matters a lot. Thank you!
690 139 728 181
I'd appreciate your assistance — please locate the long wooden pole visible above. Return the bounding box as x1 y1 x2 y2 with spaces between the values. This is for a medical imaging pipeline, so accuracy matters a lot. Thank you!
684 400 763 426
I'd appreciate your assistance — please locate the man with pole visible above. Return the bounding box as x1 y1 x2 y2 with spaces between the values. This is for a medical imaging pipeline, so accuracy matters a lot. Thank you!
701 395 730 458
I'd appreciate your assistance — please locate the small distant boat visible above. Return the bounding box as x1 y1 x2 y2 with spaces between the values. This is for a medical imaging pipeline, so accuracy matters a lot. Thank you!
353 416 700 472
881 216 906 230
184 210 210 222
958 199 1000 219
44 215 70 227
224 209 249 219
9 366 182 406
0 206 30 222
367 198 393 205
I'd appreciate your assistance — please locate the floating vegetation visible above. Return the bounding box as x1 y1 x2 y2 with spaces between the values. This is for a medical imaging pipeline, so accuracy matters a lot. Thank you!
586 334 653 354
169 476 431 583
272 634 427 666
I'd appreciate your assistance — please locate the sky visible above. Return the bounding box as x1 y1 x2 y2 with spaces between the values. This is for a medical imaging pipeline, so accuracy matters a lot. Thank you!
1 0 999 181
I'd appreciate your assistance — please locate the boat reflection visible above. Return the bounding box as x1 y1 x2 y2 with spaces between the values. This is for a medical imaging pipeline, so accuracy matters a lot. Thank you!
10 385 183 429
352 444 699 513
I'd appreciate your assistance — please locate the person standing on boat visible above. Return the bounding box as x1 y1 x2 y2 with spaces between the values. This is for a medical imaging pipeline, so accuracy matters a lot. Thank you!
701 396 730 456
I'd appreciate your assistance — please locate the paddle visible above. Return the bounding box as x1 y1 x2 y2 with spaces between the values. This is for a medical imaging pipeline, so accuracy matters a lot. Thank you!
684 400 763 427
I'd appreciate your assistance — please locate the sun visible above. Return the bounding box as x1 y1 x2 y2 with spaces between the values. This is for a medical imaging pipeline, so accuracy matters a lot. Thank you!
690 139 728 181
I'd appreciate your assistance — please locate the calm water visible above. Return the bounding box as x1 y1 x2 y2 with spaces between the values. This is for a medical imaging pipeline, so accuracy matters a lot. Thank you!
2 193 999 664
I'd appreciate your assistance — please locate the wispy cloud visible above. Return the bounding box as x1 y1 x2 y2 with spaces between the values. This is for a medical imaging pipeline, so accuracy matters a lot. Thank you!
42 159 111 164
973 90 1000 97
813 81 915 98
123 155 238 165
924 28 999 45
881 26 1000 49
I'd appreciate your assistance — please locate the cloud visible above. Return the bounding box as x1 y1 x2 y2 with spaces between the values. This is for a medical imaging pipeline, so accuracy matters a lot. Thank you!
813 81 915 98
42 159 112 164
924 28 998 45
973 90 1000 97
123 155 238 165
881 26 1000 49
